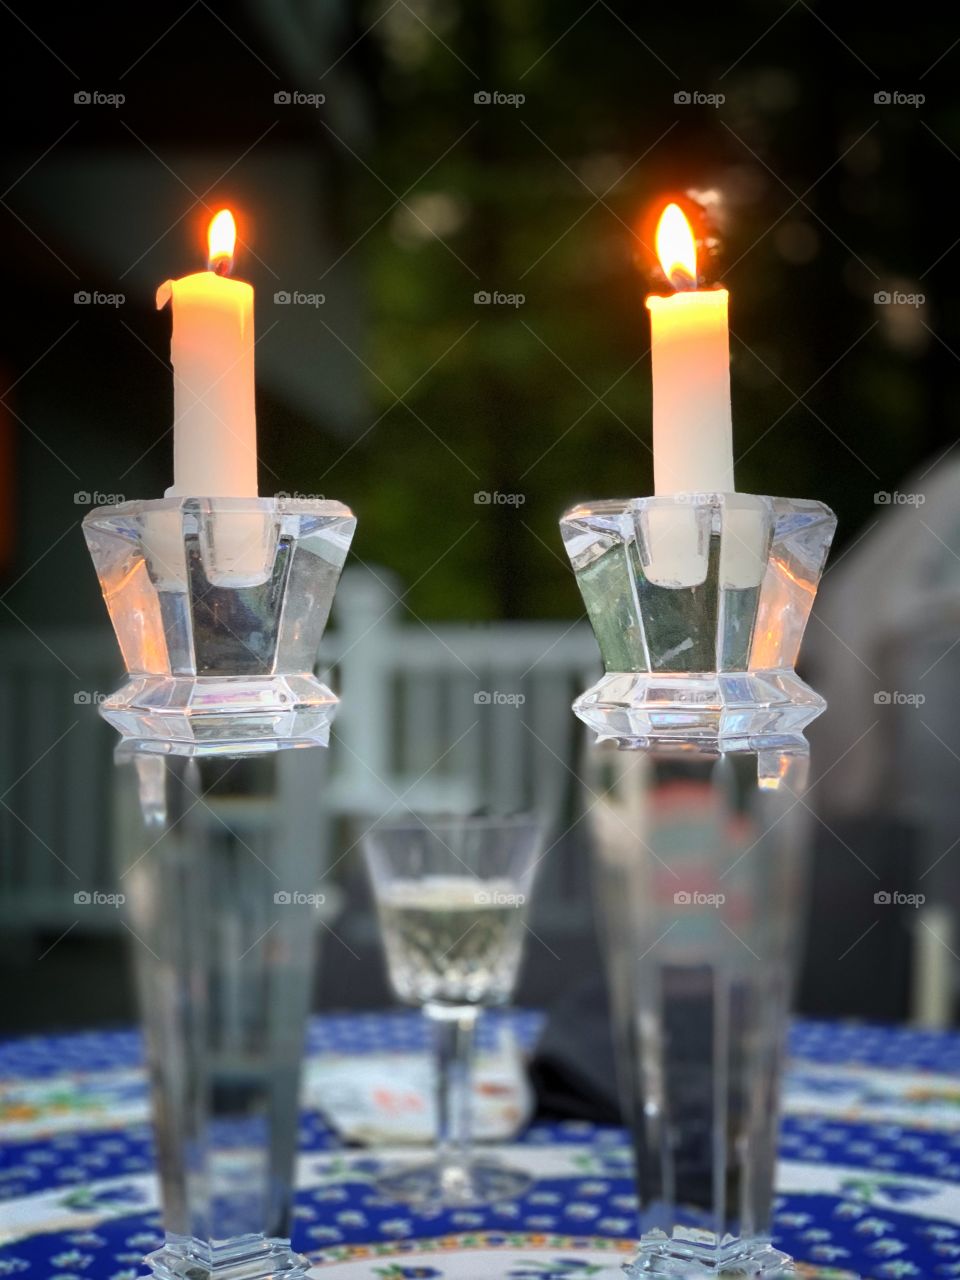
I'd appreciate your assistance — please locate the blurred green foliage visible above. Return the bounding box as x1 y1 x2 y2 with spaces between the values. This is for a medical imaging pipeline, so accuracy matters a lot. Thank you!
288 0 960 620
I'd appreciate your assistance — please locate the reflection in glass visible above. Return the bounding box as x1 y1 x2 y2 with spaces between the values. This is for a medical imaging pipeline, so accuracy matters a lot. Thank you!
588 746 811 1278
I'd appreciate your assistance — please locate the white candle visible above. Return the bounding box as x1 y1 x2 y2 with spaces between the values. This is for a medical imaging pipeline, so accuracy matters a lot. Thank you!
646 204 733 495
642 203 763 591
157 210 258 497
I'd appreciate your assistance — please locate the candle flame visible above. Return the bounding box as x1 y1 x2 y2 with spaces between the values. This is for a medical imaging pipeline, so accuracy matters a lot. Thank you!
655 203 697 290
207 209 237 274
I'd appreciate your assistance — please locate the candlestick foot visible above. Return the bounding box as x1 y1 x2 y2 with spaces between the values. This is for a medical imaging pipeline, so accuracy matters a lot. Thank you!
144 1234 310 1280
622 1240 794 1277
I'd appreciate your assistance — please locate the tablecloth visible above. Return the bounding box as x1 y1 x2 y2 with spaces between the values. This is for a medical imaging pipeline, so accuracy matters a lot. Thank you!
2 1012 960 1278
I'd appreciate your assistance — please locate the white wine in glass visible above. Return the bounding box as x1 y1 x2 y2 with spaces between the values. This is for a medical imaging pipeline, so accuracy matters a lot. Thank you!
365 816 543 1206
378 875 528 1006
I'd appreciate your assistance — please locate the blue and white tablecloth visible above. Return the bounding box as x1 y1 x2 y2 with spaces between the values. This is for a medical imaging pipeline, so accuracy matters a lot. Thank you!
2 1012 960 1278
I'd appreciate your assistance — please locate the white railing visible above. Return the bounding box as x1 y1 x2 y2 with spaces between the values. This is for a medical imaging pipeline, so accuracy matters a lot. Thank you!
0 567 599 934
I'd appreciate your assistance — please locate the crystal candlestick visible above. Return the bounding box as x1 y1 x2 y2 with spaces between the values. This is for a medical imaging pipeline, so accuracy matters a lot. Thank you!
85 497 355 1280
561 493 836 1280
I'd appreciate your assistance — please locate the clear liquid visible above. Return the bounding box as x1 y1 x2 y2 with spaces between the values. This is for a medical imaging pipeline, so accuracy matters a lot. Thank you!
377 875 527 1007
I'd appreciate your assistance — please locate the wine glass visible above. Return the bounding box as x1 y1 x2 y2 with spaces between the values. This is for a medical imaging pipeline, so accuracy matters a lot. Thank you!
364 813 544 1205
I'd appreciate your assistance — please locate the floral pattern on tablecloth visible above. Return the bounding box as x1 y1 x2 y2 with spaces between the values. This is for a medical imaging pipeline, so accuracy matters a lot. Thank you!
308 1232 860 1277
2 1013 960 1278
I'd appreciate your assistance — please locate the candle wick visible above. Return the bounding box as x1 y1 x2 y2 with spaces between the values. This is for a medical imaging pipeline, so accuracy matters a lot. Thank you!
210 256 233 277
669 266 698 291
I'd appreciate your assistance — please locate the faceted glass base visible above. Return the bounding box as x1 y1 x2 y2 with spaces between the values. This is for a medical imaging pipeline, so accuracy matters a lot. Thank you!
623 1239 794 1277
574 669 825 755
145 1233 310 1279
103 673 340 754
84 497 355 756
376 1155 532 1206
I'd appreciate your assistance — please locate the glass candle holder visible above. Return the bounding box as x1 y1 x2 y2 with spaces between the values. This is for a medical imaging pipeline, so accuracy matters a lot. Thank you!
85 497 355 1280
561 493 837 1280
83 496 356 753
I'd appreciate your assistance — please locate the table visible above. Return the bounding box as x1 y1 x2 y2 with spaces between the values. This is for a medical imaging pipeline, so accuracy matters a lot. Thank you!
2 1012 960 1278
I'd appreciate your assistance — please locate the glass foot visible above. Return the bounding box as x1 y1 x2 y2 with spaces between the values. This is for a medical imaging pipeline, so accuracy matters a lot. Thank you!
376 1155 532 1206
623 1242 794 1278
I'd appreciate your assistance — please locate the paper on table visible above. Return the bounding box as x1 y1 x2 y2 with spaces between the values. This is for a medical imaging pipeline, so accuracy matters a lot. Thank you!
302 1039 534 1145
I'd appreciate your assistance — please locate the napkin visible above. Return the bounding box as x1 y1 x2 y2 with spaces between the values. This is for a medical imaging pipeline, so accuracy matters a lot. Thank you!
303 1029 534 1145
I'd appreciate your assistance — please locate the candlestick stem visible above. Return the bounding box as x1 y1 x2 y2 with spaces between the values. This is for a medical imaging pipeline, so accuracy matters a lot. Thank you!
115 750 320 1280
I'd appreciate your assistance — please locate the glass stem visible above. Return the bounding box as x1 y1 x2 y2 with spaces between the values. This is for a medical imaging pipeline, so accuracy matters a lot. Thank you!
426 1002 478 1170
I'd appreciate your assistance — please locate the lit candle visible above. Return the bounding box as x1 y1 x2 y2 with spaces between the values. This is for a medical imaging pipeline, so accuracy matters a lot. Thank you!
157 209 258 497
646 203 733 494
642 202 764 591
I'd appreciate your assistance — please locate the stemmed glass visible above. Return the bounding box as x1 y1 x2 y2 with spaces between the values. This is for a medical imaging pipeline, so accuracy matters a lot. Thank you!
364 813 543 1205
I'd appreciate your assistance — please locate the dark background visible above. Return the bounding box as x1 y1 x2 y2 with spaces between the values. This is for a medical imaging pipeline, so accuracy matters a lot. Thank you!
0 1 956 1030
